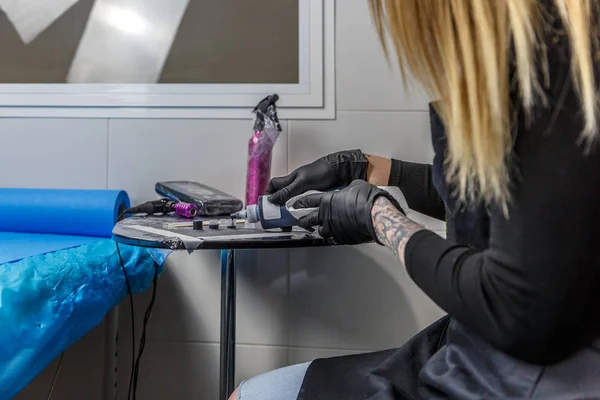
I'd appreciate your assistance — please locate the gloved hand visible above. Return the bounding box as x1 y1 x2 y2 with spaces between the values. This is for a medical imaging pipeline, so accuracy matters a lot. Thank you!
265 150 369 205
295 180 405 245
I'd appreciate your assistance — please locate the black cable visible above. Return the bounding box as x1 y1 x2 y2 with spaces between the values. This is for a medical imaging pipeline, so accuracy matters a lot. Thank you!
116 210 136 400
47 352 64 400
116 207 160 400
116 241 136 400
132 262 158 400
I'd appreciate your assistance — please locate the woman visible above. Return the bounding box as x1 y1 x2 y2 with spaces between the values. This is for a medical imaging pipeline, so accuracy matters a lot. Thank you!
233 0 600 398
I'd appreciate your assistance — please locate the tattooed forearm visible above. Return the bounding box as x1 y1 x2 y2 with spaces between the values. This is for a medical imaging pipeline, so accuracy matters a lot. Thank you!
371 197 425 266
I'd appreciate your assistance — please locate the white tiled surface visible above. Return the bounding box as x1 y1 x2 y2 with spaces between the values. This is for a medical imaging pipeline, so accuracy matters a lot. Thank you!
49 336 105 400
288 347 370 365
119 249 289 346
108 118 288 205
336 0 430 111
116 341 288 400
289 111 434 169
118 251 222 343
87 318 106 339
288 243 444 350
14 358 61 400
0 118 108 189
234 249 290 345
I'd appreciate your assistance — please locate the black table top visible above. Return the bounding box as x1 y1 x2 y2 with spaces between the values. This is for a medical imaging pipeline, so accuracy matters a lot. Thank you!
112 215 334 250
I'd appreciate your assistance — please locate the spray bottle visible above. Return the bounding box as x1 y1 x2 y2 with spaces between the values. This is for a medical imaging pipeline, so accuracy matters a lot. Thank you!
233 187 409 230
245 95 282 206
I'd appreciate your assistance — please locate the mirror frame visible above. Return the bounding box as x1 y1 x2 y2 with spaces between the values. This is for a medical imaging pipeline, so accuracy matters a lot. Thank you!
0 0 335 119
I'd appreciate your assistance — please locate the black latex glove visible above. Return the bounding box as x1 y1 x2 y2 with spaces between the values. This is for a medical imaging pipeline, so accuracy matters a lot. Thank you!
265 150 369 205
295 180 404 245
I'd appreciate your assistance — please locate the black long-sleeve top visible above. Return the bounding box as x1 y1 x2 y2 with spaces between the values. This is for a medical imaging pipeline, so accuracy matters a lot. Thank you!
388 159 446 221
389 42 600 364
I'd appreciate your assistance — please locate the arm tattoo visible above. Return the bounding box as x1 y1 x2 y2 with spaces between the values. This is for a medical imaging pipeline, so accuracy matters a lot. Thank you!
371 197 425 266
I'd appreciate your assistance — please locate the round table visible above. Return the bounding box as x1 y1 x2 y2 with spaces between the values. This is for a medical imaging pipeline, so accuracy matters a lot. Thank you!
113 215 333 400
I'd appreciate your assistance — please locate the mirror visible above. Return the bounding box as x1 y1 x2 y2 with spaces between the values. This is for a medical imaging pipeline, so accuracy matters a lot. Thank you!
0 0 299 84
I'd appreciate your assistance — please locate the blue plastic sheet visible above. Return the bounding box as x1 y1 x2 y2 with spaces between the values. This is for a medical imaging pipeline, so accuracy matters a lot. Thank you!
0 232 100 265
0 241 169 399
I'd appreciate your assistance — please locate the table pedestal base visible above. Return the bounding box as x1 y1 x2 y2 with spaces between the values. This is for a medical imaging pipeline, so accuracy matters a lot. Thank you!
220 250 237 400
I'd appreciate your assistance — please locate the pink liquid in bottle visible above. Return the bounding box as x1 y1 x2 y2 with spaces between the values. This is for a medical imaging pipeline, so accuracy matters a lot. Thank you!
245 130 275 206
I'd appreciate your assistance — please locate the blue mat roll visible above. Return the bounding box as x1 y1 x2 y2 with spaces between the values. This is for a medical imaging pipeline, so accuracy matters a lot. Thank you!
0 189 129 237
0 189 130 264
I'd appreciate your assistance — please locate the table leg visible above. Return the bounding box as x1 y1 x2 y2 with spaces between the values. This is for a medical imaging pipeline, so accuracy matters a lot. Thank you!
220 250 236 400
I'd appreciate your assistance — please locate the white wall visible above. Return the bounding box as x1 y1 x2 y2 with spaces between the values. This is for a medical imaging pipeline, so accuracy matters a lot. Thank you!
10 1 445 399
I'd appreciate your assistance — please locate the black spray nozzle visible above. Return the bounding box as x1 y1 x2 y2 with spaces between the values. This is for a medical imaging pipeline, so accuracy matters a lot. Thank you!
253 94 282 132
254 94 279 114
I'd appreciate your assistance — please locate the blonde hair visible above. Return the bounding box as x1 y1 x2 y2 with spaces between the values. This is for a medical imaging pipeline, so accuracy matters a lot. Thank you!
370 0 599 208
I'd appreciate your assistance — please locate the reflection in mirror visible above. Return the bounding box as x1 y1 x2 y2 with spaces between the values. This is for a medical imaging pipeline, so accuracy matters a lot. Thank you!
0 0 299 84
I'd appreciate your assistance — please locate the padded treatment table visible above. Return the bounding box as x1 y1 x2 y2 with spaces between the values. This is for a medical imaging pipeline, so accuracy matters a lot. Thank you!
113 215 333 400
0 188 170 399
0 240 167 400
